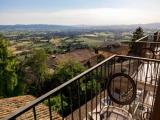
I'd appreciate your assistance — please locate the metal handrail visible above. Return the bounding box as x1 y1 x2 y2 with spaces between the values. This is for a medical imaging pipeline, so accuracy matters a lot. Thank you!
121 31 160 43
117 55 160 62
3 55 116 120
3 54 160 120
135 35 149 42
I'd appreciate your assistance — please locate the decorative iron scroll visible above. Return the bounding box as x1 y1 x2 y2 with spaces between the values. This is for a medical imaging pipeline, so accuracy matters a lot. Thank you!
142 111 151 120
107 73 136 105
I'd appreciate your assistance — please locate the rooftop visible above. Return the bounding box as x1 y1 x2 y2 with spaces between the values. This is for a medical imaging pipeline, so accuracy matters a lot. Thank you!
0 95 61 120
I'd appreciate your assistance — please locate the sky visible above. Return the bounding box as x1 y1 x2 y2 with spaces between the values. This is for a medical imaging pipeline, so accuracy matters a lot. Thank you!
0 0 160 25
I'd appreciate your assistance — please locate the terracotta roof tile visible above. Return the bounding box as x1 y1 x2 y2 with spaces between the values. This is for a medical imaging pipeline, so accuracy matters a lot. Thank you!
0 95 62 120
54 49 96 63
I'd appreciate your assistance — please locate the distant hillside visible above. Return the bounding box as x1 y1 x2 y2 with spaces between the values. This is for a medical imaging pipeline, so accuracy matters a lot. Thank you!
0 23 159 32
0 24 78 32
84 23 160 30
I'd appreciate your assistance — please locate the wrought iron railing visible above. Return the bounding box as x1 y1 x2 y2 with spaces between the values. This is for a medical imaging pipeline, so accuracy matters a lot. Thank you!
3 55 160 120
129 32 160 59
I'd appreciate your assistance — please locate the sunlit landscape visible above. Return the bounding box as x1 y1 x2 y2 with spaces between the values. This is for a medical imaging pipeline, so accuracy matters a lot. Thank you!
0 0 160 120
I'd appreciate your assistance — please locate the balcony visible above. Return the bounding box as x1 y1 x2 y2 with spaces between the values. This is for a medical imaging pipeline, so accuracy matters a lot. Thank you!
128 32 160 59
3 53 160 120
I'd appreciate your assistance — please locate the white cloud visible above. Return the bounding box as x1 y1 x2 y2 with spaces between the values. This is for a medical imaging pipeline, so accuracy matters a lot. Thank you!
0 8 160 25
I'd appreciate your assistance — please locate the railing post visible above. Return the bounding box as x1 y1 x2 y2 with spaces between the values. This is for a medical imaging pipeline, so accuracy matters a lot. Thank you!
154 32 158 41
158 32 160 42
151 77 160 120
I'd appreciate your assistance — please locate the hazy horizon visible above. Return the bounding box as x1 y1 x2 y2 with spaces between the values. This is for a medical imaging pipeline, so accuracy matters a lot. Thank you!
0 22 160 26
1 0 160 25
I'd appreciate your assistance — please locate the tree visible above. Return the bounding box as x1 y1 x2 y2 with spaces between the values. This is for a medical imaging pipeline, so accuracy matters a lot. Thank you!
51 59 101 116
49 59 85 116
44 95 68 115
132 27 144 42
0 34 18 97
130 27 144 53
26 48 49 96
54 58 85 85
